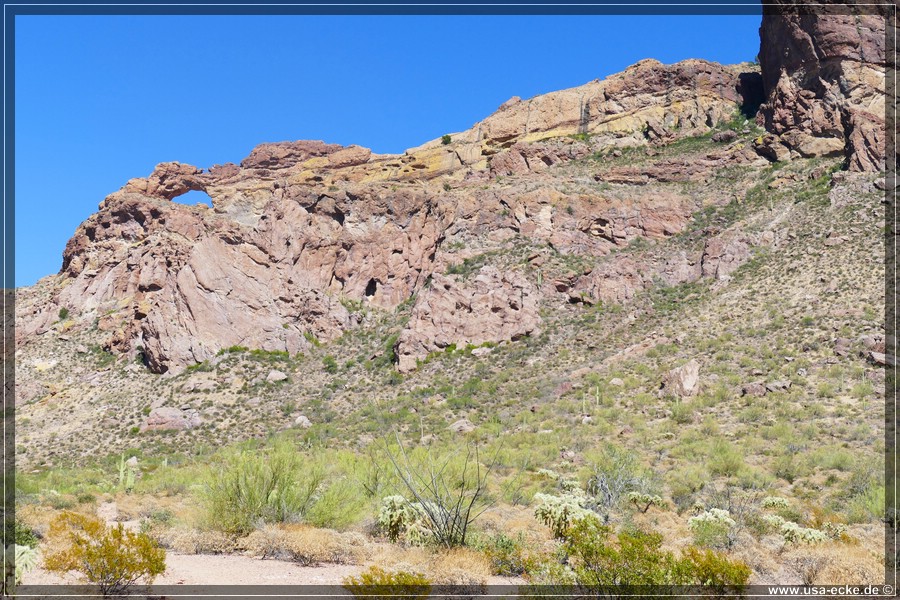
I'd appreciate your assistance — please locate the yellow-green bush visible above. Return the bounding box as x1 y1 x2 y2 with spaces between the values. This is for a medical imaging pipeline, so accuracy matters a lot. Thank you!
546 514 750 591
201 440 323 534
43 511 165 596
344 565 430 599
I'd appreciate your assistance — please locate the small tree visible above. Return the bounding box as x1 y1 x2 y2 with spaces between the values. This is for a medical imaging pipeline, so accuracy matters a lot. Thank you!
43 512 165 596
382 435 498 547
441 134 452 145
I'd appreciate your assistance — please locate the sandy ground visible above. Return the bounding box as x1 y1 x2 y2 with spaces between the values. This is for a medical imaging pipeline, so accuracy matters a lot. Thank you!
23 552 526 587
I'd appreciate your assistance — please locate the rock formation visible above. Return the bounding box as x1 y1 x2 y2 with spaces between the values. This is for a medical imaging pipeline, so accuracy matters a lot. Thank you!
756 2 890 170
15 9 888 376
395 267 541 373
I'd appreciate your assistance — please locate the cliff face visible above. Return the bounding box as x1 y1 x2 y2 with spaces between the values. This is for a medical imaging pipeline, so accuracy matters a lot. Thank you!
15 10 888 377
18 59 765 374
756 3 890 170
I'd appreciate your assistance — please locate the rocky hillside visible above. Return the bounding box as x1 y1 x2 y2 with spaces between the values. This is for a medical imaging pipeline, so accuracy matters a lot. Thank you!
14 6 888 469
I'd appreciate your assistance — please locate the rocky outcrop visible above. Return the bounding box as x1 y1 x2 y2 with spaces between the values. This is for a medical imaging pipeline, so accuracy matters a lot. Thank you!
489 140 591 177
474 59 751 150
141 406 202 432
661 360 701 397
52 172 454 372
701 235 753 280
395 267 541 373
757 3 888 170
15 22 881 376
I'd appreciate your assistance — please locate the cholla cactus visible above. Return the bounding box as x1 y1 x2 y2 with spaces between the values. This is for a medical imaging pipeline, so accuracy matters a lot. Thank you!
377 495 416 542
762 514 787 529
626 492 665 513
761 496 790 510
822 522 848 539
688 508 737 548
536 468 559 480
533 493 592 538
404 518 433 547
780 522 828 544
559 478 583 495
688 508 736 530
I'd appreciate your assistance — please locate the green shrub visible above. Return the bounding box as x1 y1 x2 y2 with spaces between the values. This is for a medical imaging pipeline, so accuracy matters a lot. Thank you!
474 531 537 576
441 134 452 145
304 477 367 530
846 484 885 523
556 515 749 591
323 355 339 374
562 516 673 586
13 520 38 548
671 401 694 424
345 566 430 599
43 511 165 596
675 546 751 591
58 307 69 320
202 441 324 534
707 439 744 477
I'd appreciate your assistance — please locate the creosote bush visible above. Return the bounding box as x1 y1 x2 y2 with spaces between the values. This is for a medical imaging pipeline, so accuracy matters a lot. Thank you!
344 565 430 599
202 440 323 535
43 511 165 596
551 514 750 591
472 531 538 576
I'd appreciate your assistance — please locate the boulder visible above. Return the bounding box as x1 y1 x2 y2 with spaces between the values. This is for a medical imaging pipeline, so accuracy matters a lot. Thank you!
741 382 768 397
765 380 792 393
141 407 202 432
661 359 700 397
266 370 288 383
449 419 475 434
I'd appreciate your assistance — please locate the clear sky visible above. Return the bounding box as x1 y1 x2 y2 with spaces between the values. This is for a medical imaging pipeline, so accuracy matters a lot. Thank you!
14 13 762 287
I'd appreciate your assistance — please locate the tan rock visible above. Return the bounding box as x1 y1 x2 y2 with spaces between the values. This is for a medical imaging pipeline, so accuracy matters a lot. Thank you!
449 419 475 434
661 359 700 397
141 407 202 432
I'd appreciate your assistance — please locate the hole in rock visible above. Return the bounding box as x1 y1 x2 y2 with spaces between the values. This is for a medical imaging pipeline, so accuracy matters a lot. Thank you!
173 190 213 208
365 278 378 297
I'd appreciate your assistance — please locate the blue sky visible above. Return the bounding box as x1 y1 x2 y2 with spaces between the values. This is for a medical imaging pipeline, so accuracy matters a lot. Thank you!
14 13 761 287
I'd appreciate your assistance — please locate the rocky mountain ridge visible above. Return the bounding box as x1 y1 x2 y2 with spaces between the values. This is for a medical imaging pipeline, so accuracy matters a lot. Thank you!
15 6 888 380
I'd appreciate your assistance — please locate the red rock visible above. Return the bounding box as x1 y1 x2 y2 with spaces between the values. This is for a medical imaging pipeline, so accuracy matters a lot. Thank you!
395 267 541 373
757 4 887 170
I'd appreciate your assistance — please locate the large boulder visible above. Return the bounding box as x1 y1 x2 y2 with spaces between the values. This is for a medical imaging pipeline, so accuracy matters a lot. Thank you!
661 359 701 398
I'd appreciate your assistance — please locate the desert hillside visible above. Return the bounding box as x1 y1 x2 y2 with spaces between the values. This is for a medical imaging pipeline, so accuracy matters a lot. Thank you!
13 5 890 591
